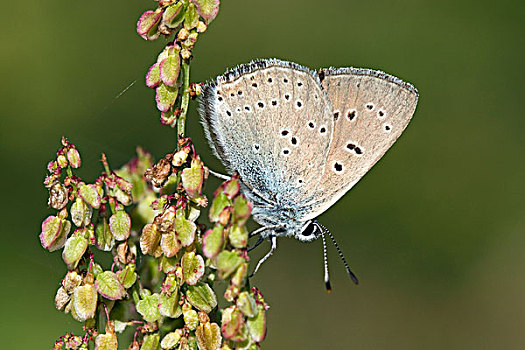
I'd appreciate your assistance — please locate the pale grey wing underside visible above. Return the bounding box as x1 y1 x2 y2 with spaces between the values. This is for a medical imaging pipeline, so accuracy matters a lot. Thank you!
199 59 334 211
302 68 419 221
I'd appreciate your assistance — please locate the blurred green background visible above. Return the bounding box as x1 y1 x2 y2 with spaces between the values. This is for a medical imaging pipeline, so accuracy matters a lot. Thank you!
2 0 524 348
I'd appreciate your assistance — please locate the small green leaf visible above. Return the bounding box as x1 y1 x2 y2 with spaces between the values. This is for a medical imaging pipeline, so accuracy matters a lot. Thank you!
160 54 181 87
160 255 178 273
231 262 248 287
236 291 257 318
181 161 204 199
209 192 231 223
67 147 81 168
181 251 205 285
161 329 183 350
174 211 196 247
146 62 161 88
228 224 248 249
202 224 224 259
40 215 68 251
247 305 266 342
183 308 199 331
216 251 243 279
71 197 92 227
136 293 161 323
232 195 252 225
55 286 70 311
163 2 186 29
96 218 114 251
78 184 101 209
71 284 98 322
160 231 182 258
117 264 137 289
62 235 88 267
159 293 182 318
114 320 127 333
186 282 217 313
196 322 222 350
109 210 131 241
114 187 132 206
141 333 160 350
222 178 240 199
92 262 104 277
191 0 220 23
95 271 125 300
221 306 244 339
95 332 118 350
140 223 161 257
137 10 162 40
184 3 199 29
156 83 179 112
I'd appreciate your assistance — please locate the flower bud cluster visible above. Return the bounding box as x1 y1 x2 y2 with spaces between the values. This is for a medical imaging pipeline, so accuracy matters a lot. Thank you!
42 2 270 349
138 0 216 125
203 175 269 348
41 139 147 349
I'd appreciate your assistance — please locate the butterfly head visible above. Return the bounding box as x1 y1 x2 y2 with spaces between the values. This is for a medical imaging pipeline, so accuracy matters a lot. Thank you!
295 220 322 242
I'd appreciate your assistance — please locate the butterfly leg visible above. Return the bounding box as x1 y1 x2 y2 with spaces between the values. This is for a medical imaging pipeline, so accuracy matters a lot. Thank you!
208 169 231 181
249 226 269 238
248 235 265 252
251 235 277 277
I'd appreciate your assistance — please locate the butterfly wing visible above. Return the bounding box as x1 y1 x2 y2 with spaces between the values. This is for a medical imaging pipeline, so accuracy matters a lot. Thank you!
301 68 419 221
200 59 334 212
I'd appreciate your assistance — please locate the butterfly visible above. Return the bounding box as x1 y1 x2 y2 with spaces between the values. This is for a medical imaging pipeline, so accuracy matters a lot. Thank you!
199 59 418 289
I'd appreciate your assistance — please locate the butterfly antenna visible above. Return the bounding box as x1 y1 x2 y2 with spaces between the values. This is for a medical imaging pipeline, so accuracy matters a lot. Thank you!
317 222 359 285
320 231 332 292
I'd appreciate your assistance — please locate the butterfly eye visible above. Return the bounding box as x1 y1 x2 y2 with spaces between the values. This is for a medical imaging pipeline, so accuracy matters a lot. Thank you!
301 222 316 237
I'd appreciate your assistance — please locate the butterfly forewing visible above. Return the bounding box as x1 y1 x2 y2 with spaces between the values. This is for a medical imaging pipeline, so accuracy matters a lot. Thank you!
201 60 334 207
302 68 418 220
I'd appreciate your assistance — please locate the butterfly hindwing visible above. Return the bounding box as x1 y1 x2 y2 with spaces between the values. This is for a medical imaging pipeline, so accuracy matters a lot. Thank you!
302 68 419 220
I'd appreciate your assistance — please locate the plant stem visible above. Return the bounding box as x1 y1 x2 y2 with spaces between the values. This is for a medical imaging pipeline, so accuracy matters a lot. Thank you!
177 59 191 139
101 153 117 214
